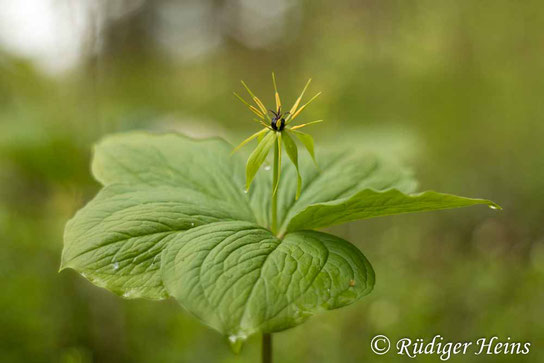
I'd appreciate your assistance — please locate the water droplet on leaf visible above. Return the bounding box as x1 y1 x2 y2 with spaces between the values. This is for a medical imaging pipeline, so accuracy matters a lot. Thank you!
264 165 271 171
113 262 119 270
227 334 247 354
489 205 499 210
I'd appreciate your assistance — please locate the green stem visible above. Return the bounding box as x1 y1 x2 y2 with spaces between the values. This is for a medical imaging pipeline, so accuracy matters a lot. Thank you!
271 139 279 234
264 136 279 363
262 333 272 363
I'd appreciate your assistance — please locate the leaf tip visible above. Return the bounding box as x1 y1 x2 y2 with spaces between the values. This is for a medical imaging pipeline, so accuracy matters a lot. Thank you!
487 202 502 210
58 253 72 273
227 334 246 354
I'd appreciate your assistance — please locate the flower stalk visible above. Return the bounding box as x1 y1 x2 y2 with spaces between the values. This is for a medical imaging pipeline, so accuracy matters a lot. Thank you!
262 333 272 363
271 138 280 234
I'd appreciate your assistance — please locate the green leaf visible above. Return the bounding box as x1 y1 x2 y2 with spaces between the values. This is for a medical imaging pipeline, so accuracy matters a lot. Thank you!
251 151 418 231
62 132 258 299
257 129 267 143
291 130 317 166
282 131 302 199
246 131 275 191
92 132 250 209
160 221 374 337
285 189 501 233
248 171 273 228
62 131 498 341
232 128 268 154
61 184 253 299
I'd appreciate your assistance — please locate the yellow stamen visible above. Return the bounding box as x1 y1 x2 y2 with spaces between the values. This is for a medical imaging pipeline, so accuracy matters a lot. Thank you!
250 106 264 118
289 78 312 116
272 72 281 110
290 92 321 121
233 92 264 118
253 118 271 129
241 80 269 117
253 96 268 115
290 120 324 130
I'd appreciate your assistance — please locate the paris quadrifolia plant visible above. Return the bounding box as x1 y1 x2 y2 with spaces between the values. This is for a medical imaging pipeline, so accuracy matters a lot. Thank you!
60 74 500 363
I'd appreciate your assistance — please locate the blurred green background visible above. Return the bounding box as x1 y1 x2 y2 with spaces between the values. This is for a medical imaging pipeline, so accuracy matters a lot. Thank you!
1 0 543 362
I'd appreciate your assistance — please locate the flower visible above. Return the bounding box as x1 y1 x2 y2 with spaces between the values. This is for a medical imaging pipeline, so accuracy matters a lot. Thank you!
232 73 322 199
